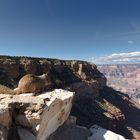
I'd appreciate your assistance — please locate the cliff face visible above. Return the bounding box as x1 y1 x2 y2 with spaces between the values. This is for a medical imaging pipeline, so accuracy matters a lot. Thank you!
98 64 140 103
98 64 140 78
0 56 106 100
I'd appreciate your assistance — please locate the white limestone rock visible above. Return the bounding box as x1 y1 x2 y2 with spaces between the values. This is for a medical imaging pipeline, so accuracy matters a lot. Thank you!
88 125 129 140
0 89 74 140
37 89 74 140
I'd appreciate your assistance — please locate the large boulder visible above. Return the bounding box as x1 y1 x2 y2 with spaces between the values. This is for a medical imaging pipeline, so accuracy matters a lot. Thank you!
0 89 74 140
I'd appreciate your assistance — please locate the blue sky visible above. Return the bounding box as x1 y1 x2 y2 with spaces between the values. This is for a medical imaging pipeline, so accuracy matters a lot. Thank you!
0 0 140 63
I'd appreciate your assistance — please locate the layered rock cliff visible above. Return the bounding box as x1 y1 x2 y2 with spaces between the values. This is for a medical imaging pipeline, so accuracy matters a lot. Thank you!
98 64 140 103
0 56 106 100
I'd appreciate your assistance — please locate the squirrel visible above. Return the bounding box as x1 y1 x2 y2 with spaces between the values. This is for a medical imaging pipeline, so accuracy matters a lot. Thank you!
0 84 16 95
0 73 51 95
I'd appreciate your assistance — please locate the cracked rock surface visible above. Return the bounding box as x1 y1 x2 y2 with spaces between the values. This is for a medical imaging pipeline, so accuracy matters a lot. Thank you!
0 89 74 140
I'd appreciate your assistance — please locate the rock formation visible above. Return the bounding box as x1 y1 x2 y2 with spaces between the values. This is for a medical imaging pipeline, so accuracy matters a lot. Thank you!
48 123 128 140
88 125 128 140
0 56 106 100
0 56 140 140
98 64 140 103
0 89 74 140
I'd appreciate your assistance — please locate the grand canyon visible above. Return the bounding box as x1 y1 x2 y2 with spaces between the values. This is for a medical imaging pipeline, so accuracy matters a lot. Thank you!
0 56 140 140
98 64 140 104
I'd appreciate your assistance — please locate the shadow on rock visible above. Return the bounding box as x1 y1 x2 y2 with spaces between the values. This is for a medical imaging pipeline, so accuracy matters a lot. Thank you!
71 86 140 139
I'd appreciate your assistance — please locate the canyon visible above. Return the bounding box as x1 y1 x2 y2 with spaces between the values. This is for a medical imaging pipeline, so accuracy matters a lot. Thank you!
98 64 140 103
0 56 140 140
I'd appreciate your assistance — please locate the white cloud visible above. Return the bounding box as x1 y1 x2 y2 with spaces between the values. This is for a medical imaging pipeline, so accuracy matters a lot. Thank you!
92 51 140 64
128 40 134 44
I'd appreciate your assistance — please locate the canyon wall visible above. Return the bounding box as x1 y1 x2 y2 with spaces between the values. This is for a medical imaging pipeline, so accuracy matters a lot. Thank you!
0 56 106 101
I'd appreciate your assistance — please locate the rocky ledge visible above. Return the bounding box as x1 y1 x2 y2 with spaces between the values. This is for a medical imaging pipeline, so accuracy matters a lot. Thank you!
0 56 106 101
0 89 74 140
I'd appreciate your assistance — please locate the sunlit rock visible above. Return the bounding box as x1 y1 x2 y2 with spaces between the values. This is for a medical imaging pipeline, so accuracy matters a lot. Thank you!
88 125 128 140
0 89 74 140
